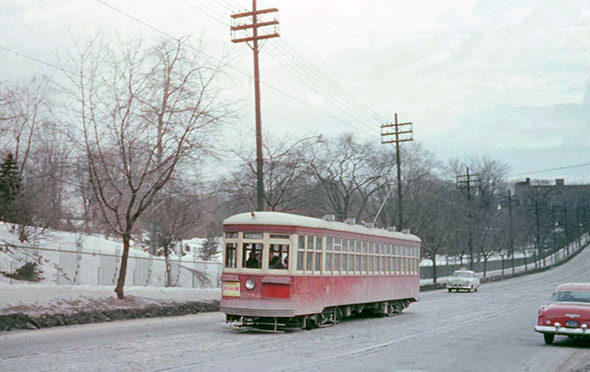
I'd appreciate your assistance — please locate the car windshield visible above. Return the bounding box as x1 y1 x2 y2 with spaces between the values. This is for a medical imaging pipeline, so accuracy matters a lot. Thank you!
551 291 590 303
453 271 472 277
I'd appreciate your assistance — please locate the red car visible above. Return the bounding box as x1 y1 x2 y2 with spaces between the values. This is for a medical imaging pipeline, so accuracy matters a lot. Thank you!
534 283 590 344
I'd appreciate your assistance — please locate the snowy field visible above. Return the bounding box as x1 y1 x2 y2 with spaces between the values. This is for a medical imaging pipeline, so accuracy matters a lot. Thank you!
0 223 222 288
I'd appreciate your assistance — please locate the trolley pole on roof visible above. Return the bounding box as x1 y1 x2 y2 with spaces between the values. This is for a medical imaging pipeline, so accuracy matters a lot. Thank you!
380 113 413 230
456 167 480 270
231 1 280 211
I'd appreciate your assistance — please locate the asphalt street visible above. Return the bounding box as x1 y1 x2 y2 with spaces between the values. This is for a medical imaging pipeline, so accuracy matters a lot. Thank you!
1 246 589 372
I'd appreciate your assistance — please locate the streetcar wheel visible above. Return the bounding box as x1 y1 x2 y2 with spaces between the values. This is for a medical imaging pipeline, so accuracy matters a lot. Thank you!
544 333 554 345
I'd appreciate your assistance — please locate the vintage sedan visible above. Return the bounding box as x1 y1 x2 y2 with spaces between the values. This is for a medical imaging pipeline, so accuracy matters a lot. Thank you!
534 283 590 344
446 270 480 292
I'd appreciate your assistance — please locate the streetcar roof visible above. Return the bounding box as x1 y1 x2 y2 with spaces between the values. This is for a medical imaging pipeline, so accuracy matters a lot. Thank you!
223 212 421 242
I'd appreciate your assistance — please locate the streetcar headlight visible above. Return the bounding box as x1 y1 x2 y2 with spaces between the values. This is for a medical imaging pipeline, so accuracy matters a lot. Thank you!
245 278 256 290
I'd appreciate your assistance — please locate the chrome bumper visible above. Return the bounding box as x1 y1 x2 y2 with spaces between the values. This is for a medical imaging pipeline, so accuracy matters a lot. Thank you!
534 325 590 336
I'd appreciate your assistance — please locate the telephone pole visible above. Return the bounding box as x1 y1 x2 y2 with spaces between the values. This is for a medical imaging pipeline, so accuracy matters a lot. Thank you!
507 190 515 274
457 167 480 270
231 1 279 211
380 113 413 230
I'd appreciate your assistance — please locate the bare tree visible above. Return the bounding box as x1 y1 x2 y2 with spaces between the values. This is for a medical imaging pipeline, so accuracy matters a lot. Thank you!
65 37 226 298
308 134 391 221
227 134 320 212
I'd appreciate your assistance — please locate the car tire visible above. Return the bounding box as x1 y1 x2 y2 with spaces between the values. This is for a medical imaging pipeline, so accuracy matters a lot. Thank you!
474 287 478 292
544 334 554 345
448 289 452 293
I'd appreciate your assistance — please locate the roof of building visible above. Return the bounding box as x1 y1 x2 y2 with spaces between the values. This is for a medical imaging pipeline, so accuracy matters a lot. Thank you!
223 211 421 242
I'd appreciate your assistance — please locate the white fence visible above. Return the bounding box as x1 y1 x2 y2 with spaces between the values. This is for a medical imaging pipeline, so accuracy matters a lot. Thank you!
0 244 222 288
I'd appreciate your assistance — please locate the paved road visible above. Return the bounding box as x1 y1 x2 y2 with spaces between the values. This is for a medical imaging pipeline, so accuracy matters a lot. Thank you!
1 247 589 372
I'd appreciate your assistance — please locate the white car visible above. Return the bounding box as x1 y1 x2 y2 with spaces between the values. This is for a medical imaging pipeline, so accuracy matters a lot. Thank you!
446 270 480 292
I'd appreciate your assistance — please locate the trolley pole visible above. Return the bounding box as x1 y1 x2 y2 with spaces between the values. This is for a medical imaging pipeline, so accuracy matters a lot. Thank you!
457 167 480 270
380 113 413 230
231 1 279 211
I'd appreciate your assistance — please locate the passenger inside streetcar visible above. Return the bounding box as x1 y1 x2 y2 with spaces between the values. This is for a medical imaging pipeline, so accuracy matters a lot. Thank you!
269 248 283 269
245 251 259 268
244 243 262 268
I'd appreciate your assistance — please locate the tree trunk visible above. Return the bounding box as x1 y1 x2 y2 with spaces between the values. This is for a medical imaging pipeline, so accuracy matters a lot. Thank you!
523 251 528 271
164 246 172 287
432 254 437 284
501 257 505 277
114 234 131 299
483 257 488 278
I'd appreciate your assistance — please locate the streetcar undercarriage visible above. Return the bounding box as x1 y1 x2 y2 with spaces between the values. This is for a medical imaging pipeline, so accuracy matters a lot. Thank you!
226 299 414 332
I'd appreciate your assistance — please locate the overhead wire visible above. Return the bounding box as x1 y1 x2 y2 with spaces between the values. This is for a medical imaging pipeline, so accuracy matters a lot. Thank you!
176 0 382 138
273 39 389 123
91 0 381 139
266 42 379 129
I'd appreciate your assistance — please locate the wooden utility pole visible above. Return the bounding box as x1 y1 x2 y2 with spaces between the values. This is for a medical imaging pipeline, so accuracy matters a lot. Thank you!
380 113 413 230
507 190 515 274
457 167 480 270
231 1 279 211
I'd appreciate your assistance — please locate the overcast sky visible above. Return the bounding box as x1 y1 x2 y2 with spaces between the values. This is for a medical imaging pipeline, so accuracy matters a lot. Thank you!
1 0 589 182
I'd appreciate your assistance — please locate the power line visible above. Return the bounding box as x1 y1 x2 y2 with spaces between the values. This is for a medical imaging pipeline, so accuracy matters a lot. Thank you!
274 39 388 123
267 42 381 129
507 162 590 178
93 0 380 140
0 45 70 73
176 0 384 135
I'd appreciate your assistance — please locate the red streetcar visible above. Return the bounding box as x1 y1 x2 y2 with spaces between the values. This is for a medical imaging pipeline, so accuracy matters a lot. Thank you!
220 212 421 330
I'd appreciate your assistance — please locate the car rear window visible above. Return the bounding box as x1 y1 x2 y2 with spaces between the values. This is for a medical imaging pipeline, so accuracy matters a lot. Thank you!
551 291 590 303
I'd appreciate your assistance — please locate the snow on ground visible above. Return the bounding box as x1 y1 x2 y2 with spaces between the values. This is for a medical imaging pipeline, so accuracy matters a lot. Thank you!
0 282 220 317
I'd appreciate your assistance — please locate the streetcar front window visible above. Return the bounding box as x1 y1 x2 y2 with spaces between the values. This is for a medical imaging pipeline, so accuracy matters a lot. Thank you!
269 244 289 270
225 243 236 268
243 242 262 269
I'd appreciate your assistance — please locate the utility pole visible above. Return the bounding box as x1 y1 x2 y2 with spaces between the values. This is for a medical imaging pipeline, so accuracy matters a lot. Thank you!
457 167 480 270
534 199 543 267
564 202 569 255
551 205 558 262
380 113 413 230
231 1 279 211
507 190 515 274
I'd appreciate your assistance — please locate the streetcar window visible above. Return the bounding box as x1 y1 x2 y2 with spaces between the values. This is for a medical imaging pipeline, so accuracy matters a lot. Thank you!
225 243 236 268
306 250 313 273
326 237 333 251
269 244 289 270
225 232 238 239
314 250 321 272
297 235 305 271
334 253 341 274
348 253 354 273
316 236 322 251
270 234 289 239
356 254 361 274
297 251 304 271
242 243 262 269
326 252 333 271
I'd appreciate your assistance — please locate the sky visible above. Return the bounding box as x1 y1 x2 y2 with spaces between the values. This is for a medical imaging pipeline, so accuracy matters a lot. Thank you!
1 0 589 183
